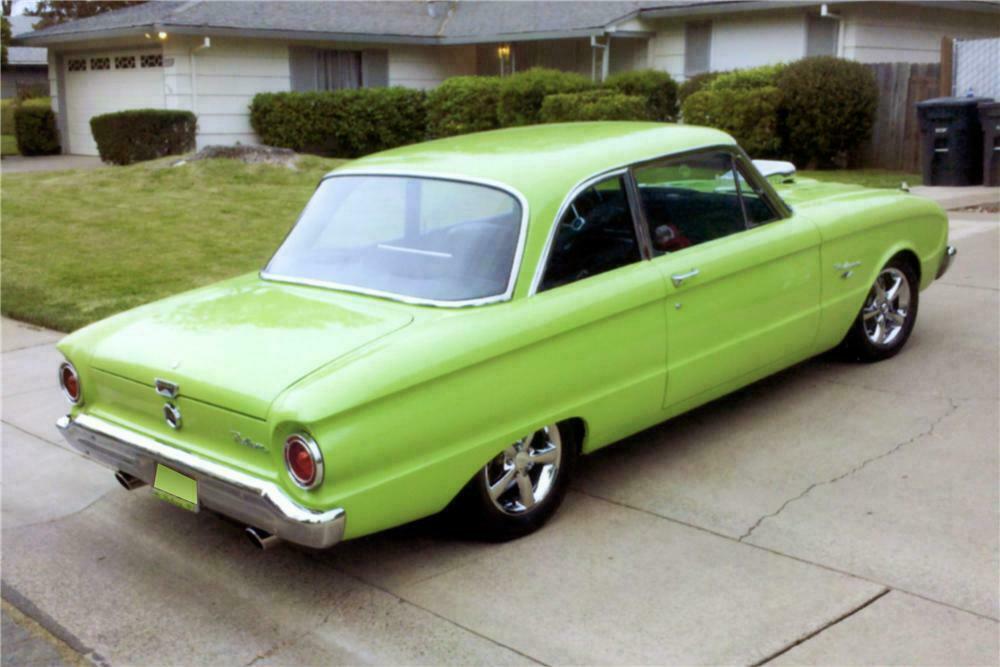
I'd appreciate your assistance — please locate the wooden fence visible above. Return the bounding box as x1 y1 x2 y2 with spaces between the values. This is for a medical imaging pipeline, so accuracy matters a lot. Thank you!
858 62 940 172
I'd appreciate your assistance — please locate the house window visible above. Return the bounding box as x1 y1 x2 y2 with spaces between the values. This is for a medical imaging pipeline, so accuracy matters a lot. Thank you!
141 53 163 68
115 55 136 69
290 48 388 91
90 57 110 71
806 15 838 57
67 58 87 72
684 21 711 77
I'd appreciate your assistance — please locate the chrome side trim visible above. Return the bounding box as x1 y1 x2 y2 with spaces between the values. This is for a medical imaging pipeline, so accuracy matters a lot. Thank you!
261 170 530 309
56 414 346 549
936 245 957 279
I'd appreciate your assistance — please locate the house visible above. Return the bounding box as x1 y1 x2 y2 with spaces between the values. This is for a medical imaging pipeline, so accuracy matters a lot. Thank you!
12 0 1000 156
2 15 48 99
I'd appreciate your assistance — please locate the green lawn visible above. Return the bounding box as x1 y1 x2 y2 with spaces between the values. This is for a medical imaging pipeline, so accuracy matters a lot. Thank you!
797 169 922 189
1 134 17 156
1 155 345 332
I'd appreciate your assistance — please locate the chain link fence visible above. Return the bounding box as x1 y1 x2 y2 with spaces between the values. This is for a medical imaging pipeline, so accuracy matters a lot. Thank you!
953 37 999 99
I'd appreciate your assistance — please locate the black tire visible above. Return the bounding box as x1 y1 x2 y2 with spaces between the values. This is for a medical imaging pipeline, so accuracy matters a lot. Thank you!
451 422 577 542
842 256 920 363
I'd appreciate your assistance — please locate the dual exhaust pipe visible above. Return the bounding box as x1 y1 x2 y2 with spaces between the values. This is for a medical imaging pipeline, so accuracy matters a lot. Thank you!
114 470 282 551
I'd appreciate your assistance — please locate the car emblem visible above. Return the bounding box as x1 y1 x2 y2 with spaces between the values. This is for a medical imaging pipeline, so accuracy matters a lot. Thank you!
155 378 180 399
231 431 266 451
163 403 182 430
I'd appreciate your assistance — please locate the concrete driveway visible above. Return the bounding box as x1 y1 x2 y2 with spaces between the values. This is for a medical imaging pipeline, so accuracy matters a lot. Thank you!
1 210 997 666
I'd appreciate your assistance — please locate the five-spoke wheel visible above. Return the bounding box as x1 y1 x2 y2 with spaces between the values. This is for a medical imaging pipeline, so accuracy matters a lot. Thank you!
844 257 919 362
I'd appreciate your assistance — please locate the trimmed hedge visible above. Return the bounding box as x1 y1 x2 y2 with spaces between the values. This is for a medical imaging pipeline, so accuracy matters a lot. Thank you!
250 87 426 158
13 105 60 156
497 68 593 127
603 69 678 121
707 64 786 92
682 86 783 157
90 109 196 165
539 90 650 122
776 56 878 166
427 76 502 138
678 71 724 105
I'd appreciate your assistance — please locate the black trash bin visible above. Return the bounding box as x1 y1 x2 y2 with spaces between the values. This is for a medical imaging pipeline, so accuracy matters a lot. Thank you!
916 96 993 186
978 102 1000 187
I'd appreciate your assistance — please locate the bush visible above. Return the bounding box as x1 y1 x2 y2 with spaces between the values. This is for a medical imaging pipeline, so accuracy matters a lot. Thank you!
776 56 878 167
603 69 678 121
539 89 650 122
90 109 196 165
13 105 60 156
496 68 593 127
426 76 502 138
707 64 786 92
250 87 426 158
3 97 50 136
682 86 783 157
678 71 724 105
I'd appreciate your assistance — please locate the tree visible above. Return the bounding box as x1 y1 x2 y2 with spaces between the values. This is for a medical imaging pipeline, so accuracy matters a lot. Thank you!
26 1 147 30
1 17 9 69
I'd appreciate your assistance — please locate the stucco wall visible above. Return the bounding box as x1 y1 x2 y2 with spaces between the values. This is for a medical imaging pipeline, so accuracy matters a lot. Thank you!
839 3 999 63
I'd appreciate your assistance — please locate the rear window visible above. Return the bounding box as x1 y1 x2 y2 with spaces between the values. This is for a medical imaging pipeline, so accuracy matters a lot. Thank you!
265 175 523 304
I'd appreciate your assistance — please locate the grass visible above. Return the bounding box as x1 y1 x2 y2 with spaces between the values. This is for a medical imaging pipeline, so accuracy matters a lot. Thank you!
1 155 345 332
1 134 18 156
797 169 922 189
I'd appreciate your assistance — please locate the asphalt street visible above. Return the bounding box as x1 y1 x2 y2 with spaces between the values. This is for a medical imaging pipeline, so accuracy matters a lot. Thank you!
1 205 997 666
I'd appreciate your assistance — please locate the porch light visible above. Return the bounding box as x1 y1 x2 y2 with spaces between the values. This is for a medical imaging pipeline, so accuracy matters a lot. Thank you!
157 31 168 40
497 44 511 59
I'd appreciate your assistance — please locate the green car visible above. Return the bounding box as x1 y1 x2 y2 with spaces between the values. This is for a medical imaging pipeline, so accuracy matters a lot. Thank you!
56 123 955 549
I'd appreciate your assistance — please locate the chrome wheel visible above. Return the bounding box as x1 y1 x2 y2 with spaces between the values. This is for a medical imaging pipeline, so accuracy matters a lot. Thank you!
862 267 911 346
483 425 562 516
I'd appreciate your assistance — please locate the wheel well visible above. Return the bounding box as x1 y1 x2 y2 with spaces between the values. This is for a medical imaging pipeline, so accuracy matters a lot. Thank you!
559 417 588 454
891 249 921 284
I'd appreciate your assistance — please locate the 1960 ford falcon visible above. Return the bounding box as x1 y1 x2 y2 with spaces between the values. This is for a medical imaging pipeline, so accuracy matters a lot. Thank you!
56 123 956 549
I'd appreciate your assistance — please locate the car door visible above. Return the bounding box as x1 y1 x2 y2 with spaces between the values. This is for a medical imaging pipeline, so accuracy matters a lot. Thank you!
632 149 822 409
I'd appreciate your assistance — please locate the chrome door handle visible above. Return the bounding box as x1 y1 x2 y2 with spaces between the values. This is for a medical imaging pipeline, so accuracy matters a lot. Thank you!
833 261 861 270
671 268 700 287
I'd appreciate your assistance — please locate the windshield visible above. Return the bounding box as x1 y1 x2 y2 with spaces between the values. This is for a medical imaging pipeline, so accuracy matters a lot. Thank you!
265 175 523 304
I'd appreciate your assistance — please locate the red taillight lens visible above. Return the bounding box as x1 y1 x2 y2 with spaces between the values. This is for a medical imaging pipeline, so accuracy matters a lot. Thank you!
59 362 81 404
284 434 323 489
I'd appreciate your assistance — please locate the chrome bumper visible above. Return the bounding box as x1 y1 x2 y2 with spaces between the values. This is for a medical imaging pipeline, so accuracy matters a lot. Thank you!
936 245 957 279
56 414 345 549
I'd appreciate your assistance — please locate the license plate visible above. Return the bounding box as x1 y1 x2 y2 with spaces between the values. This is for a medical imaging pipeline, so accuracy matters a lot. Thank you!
152 464 199 513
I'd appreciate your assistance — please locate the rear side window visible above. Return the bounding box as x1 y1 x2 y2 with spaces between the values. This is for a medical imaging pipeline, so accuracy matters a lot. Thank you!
540 175 642 291
635 152 747 255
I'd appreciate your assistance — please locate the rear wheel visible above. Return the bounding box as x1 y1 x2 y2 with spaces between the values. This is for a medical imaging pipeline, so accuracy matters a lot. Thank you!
454 423 576 541
843 257 919 362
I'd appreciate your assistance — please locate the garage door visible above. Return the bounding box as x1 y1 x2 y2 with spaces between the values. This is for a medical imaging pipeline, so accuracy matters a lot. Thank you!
63 50 165 156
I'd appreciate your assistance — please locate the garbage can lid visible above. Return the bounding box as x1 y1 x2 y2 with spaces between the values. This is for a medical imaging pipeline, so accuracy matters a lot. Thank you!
917 96 995 108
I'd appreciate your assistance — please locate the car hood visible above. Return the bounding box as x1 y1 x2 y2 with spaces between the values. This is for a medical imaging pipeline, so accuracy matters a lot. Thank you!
84 276 414 418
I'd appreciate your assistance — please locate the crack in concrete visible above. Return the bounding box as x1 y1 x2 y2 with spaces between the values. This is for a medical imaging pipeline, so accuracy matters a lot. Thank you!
243 590 353 667
738 398 960 542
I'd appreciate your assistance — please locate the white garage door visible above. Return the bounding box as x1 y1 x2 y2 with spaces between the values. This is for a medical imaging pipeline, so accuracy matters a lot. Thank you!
63 50 166 156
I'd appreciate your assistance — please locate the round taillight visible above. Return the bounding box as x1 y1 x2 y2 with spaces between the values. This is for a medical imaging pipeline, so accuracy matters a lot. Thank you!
284 434 323 490
59 362 81 404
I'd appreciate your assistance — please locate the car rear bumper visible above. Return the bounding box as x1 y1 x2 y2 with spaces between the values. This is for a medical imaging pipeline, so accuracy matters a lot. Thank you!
936 245 957 279
56 413 345 549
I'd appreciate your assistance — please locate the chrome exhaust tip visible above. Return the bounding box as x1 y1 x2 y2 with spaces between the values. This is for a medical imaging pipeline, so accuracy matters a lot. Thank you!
115 471 147 491
245 526 281 550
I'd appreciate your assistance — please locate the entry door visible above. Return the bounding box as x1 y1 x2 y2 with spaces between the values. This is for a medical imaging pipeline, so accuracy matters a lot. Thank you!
633 150 822 409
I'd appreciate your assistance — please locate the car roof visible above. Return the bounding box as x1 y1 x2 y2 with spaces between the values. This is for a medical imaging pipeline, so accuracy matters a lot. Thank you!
330 122 735 205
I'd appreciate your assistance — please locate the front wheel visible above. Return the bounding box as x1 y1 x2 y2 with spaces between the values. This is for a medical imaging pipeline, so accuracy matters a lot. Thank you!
843 257 919 362
453 423 576 541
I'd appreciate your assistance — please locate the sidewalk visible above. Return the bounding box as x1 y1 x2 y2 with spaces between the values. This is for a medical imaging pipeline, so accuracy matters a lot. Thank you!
910 184 1000 210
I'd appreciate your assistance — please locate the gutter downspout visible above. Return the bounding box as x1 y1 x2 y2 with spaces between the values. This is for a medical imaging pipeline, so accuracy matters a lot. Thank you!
820 3 845 58
189 36 211 144
590 34 611 83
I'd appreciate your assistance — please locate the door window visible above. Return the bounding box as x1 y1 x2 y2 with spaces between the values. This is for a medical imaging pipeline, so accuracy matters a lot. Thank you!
734 161 780 226
539 175 642 291
634 152 747 255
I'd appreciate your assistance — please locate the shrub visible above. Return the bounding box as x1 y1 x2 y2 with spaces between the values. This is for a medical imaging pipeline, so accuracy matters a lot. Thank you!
776 56 878 167
426 76 502 138
90 109 196 165
603 69 678 121
3 97 50 136
496 68 593 127
250 87 426 158
707 64 786 92
682 86 783 157
678 71 724 105
13 105 60 156
539 90 650 122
